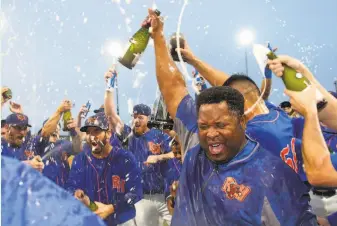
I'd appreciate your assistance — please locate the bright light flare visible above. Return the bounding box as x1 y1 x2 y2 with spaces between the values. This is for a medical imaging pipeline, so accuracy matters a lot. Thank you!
104 41 123 58
238 29 254 46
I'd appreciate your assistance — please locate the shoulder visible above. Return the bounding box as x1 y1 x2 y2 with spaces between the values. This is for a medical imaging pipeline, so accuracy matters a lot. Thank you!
112 147 137 163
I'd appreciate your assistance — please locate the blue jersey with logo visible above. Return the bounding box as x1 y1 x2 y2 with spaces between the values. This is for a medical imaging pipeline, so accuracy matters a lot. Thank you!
34 136 73 188
1 132 46 161
1 156 106 226
122 125 171 194
65 135 142 226
172 95 317 225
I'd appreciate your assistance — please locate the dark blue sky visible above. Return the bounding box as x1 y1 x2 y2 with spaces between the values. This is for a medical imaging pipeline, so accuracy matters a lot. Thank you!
1 0 337 132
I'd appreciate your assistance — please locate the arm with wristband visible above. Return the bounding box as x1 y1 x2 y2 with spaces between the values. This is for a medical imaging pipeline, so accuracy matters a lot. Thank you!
104 68 124 135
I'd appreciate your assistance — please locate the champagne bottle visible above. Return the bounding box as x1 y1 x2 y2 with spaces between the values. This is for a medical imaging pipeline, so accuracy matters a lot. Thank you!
267 51 327 111
118 10 161 69
63 110 72 132
169 33 187 62
88 200 98 212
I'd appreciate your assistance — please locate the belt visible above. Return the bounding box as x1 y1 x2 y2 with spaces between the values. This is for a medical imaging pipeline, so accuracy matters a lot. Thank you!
312 189 336 197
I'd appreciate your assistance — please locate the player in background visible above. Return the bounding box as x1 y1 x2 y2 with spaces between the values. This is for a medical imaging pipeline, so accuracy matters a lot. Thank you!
66 113 142 226
34 100 82 188
104 68 174 226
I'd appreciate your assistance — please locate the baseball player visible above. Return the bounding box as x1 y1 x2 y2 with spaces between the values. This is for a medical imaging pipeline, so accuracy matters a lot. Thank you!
104 69 174 226
148 9 318 224
65 112 142 226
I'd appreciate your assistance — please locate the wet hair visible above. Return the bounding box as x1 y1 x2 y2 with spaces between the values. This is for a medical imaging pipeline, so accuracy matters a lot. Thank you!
196 86 244 118
223 73 261 96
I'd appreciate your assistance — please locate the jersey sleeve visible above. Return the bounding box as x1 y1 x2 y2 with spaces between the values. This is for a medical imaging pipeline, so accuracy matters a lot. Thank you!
328 212 337 225
173 94 199 158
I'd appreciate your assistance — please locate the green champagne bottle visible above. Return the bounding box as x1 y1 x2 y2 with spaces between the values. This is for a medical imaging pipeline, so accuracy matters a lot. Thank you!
88 200 98 211
63 110 72 132
118 10 161 69
267 51 327 111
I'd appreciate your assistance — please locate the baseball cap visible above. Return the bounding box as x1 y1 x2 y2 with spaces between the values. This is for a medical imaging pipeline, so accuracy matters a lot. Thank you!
5 113 31 127
133 104 151 116
279 101 291 109
80 112 109 132
94 104 104 114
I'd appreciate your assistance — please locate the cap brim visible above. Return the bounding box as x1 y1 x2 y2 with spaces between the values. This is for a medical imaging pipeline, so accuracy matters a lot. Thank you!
27 124 32 127
80 125 104 132
93 110 100 113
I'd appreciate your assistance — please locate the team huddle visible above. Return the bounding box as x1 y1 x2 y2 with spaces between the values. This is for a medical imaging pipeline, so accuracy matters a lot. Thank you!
2 8 337 226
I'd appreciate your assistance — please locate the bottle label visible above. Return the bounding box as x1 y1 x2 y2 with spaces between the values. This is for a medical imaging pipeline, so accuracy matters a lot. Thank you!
131 53 142 67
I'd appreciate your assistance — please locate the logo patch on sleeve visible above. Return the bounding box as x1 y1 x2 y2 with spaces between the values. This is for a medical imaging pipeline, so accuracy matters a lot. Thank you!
222 177 251 202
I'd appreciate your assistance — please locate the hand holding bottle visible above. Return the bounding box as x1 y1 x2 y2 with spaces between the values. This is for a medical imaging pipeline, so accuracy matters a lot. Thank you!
148 8 163 39
57 100 72 114
74 189 90 207
94 202 115 219
267 55 312 81
284 83 318 117
176 39 197 65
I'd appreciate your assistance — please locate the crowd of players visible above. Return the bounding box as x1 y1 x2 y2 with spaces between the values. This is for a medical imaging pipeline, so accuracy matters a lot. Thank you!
2 8 337 226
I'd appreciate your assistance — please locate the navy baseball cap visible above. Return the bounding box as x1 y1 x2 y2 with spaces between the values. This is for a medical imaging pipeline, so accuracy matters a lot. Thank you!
94 104 104 114
5 113 31 127
133 104 151 116
80 112 109 132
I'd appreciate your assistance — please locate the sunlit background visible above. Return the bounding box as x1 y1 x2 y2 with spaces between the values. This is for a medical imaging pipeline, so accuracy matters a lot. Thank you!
1 0 337 133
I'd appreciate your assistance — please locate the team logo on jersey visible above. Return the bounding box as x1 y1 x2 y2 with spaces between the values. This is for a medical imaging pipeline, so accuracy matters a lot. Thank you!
222 177 251 202
24 150 34 159
148 142 161 154
112 175 126 193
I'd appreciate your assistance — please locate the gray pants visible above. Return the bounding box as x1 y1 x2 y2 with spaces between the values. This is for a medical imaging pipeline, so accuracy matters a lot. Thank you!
134 194 172 226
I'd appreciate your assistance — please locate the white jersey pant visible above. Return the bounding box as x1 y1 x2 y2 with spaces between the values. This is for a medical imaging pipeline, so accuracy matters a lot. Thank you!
309 190 337 216
134 194 172 226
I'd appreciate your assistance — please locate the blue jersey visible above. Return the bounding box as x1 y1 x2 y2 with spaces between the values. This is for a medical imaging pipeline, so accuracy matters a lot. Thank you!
162 158 182 198
65 136 142 226
322 126 337 154
328 211 337 225
172 95 317 225
1 132 45 161
122 125 171 194
1 156 106 226
34 136 73 188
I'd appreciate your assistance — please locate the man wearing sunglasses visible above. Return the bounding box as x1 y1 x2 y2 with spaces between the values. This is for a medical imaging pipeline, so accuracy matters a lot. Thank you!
1 113 44 172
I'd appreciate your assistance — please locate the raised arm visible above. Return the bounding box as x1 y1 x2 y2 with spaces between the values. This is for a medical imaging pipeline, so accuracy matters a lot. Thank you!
177 40 230 87
104 68 124 134
285 84 337 187
149 9 188 118
41 100 71 137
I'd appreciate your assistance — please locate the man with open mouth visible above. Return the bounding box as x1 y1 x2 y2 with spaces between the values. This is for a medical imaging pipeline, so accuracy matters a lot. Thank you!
148 9 318 225
65 112 142 226
1 113 44 172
